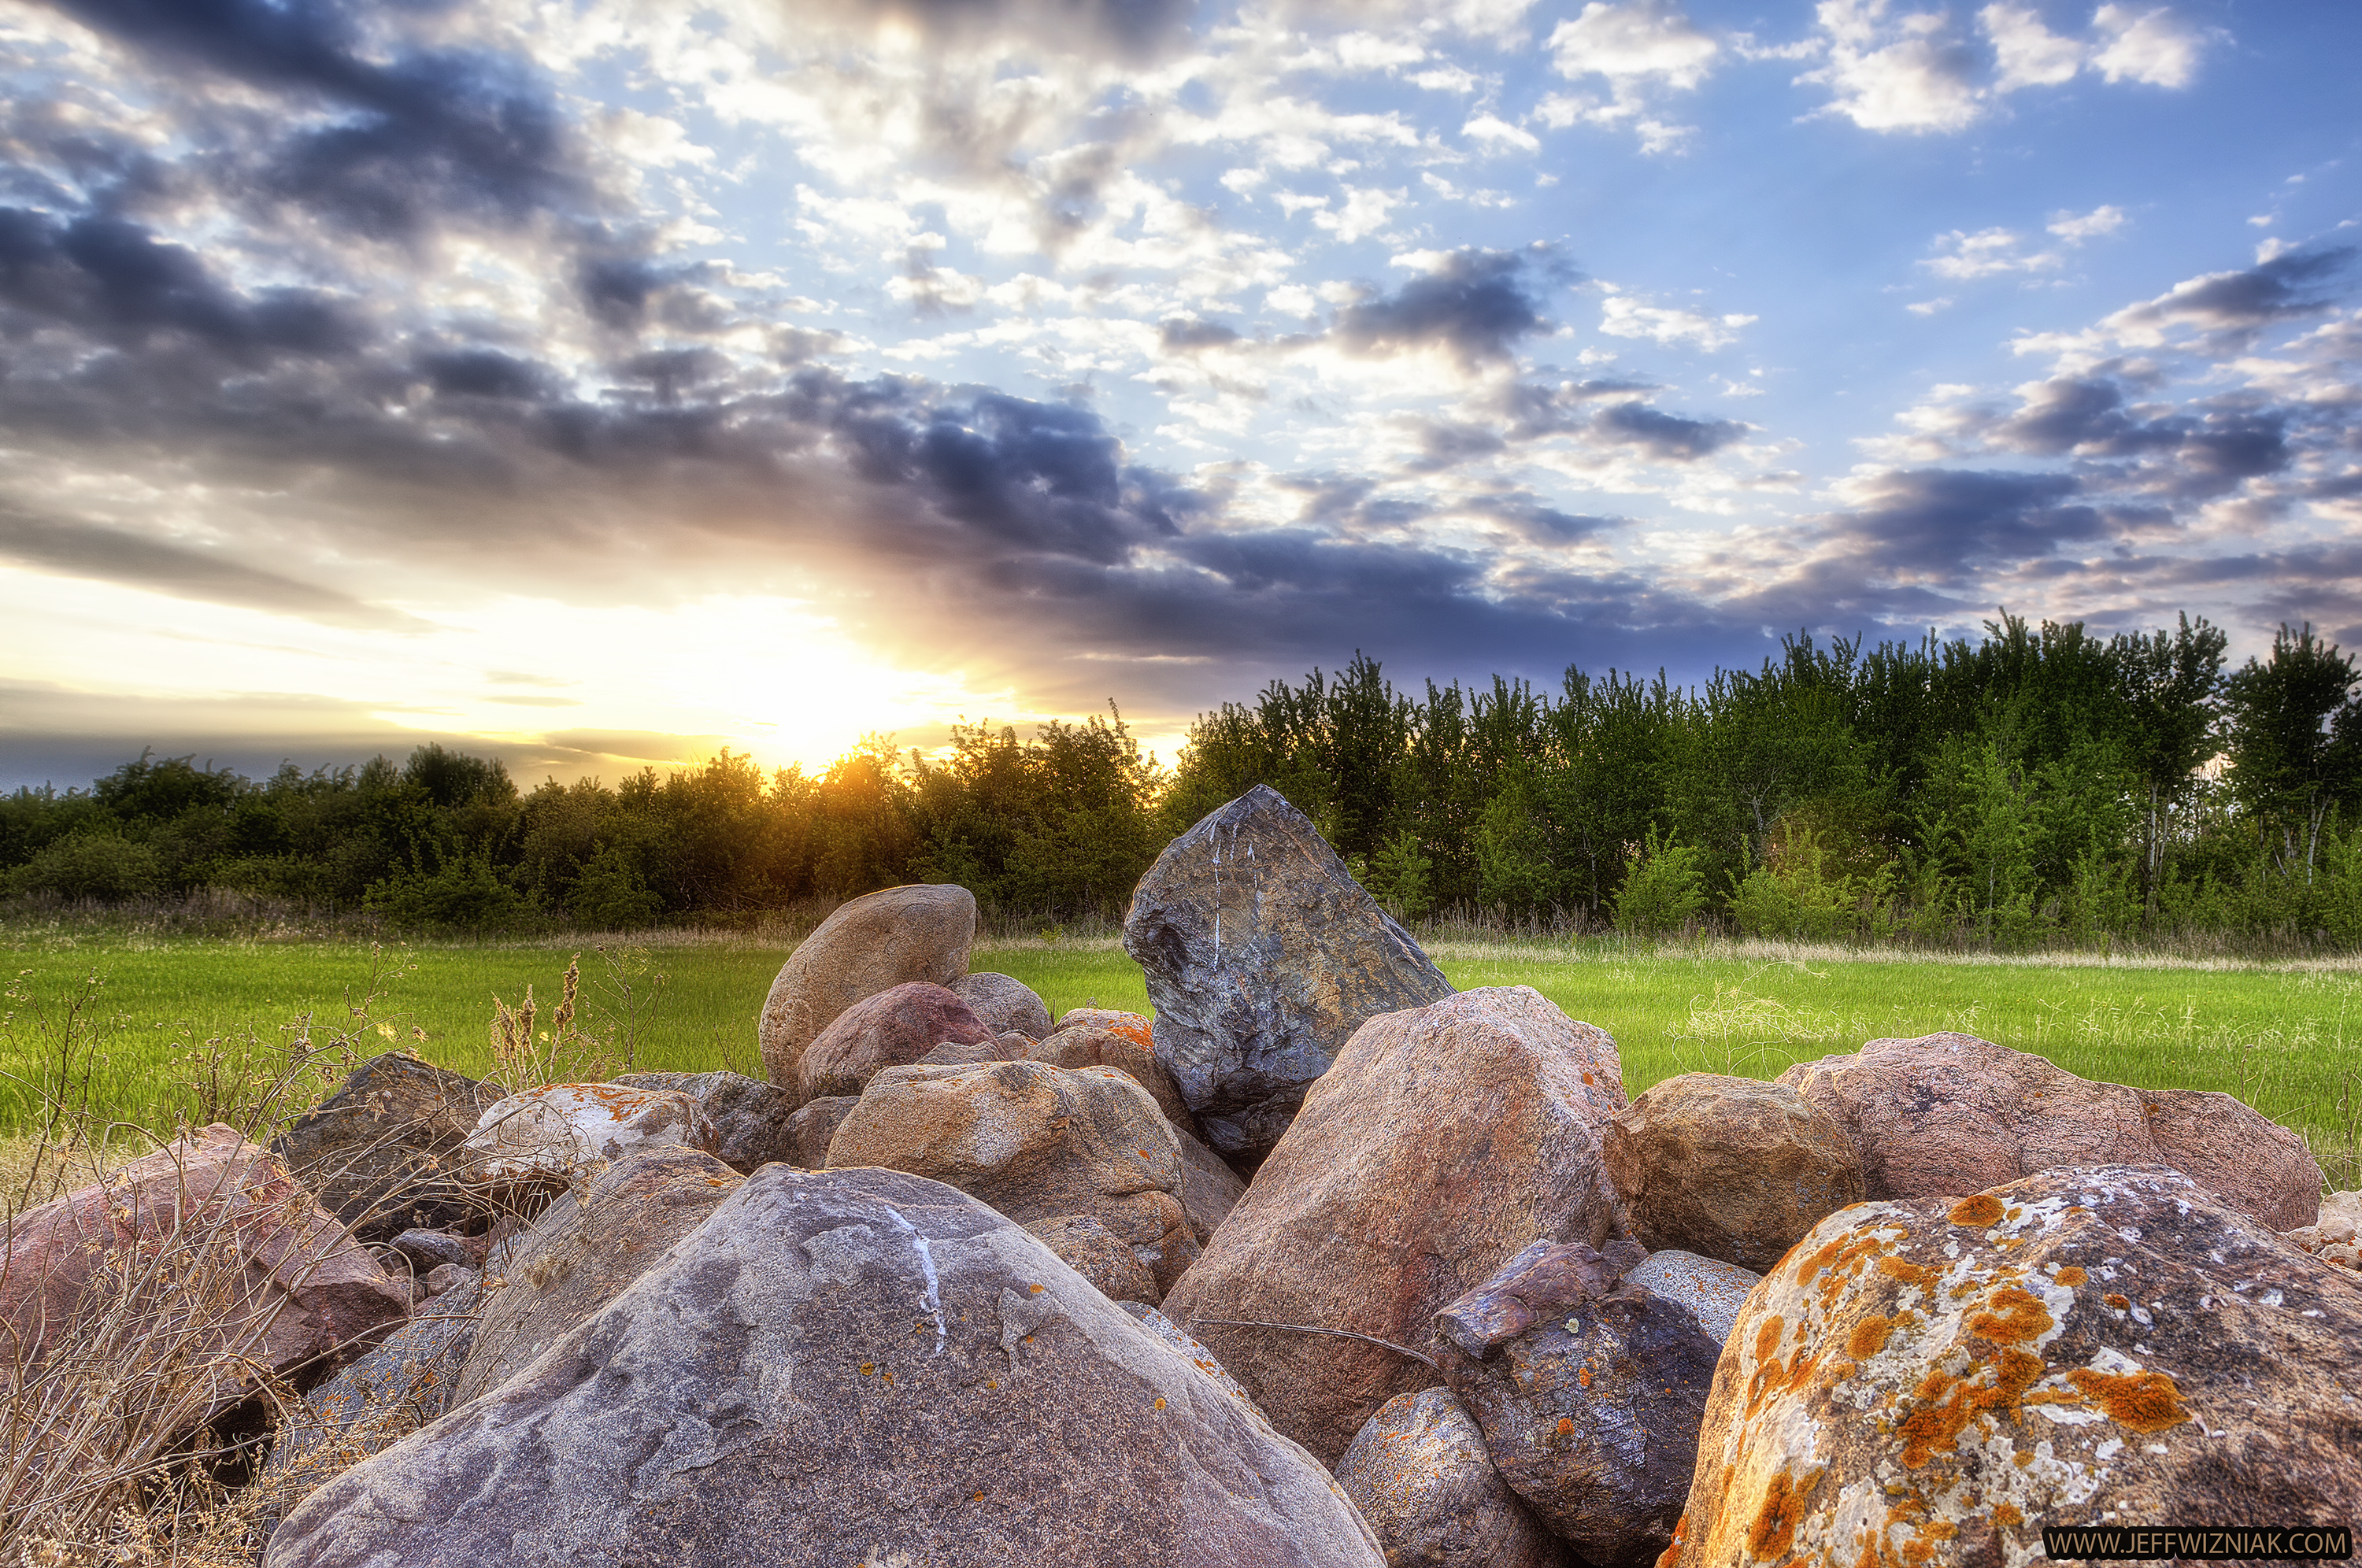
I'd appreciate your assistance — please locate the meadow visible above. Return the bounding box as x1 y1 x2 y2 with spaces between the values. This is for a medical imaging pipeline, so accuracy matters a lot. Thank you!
6 929 2359 1189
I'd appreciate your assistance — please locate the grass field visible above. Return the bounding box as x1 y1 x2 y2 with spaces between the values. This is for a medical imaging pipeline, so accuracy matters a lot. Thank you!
6 930 2358 1187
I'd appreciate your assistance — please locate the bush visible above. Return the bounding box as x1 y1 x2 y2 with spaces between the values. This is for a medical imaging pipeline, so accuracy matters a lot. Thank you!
1613 827 1706 937
568 846 665 930
363 853 539 935
6 833 163 903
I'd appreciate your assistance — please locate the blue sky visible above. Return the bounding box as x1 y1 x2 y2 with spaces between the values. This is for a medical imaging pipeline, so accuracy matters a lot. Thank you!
0 0 2356 786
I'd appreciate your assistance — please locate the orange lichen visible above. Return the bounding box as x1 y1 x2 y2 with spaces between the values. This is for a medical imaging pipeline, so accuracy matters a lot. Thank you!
1968 1285 2053 1347
1657 1514 1689 1568
1849 1316 1896 1359
1748 1469 1819 1560
1876 1256 1934 1288
1994 1503 2023 1527
2054 1266 2087 1287
1583 1071 1597 1085
2103 1293 2131 1311
1153 1396 1167 1411
1028 1283 1045 1294
1556 1415 1575 1438
1756 1317 1787 1361
2066 1366 2190 1433
1949 1194 2005 1227
1579 1366 1594 1389
1895 1346 2045 1468
859 1363 875 1376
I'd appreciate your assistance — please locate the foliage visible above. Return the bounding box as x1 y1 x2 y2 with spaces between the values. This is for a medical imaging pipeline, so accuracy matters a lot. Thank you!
1613 828 1707 936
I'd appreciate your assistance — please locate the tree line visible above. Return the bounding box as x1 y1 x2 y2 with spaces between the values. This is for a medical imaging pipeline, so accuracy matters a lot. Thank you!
9 611 2362 948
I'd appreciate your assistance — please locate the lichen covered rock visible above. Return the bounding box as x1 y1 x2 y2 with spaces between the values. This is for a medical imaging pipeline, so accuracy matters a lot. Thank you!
1668 1165 2362 1568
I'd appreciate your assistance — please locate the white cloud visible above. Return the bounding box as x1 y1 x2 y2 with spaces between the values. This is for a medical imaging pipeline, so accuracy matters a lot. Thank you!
1547 1 1720 90
1979 3 2082 90
2047 203 2127 242
1599 291 1757 349
1907 297 1955 316
1463 113 1541 152
1799 2 1983 133
1312 186 1403 242
2092 5 2208 87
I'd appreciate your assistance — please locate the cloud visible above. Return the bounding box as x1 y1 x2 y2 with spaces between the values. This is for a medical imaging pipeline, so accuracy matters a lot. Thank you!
0 504 427 628
1800 1 2217 134
1548 2 1720 90
2045 246 2359 353
1593 401 1747 459
1918 205 2124 281
1331 247 1558 370
1598 290 1754 349
1813 466 2108 577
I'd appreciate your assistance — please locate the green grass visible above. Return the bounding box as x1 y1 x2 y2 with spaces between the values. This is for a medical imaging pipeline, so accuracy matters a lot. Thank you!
5 930 2357 1187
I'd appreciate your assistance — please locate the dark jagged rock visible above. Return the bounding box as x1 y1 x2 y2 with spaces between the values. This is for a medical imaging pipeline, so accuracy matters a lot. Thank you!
1124 785 1454 1161
272 1053 501 1242
1435 1239 1720 1568
613 1069 797 1172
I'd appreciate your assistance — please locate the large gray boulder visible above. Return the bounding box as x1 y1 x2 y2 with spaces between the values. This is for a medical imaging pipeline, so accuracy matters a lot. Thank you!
952 971 1054 1041
1124 785 1454 1162
1335 1385 1568 1568
450 1145 742 1407
265 1167 1388 1568
758 883 977 1100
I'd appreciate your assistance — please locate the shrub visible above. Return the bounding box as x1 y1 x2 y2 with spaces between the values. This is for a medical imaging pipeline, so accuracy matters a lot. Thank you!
363 853 539 935
1613 827 1705 937
6 833 163 903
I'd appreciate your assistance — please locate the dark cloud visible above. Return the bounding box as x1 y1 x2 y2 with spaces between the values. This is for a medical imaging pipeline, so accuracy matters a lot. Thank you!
54 0 591 239
1488 376 1657 438
793 0 1197 58
2105 246 2357 346
1990 375 2297 499
1816 468 2105 577
1158 316 1241 353
1333 248 1562 371
0 208 361 358
1594 400 1746 460
0 503 424 627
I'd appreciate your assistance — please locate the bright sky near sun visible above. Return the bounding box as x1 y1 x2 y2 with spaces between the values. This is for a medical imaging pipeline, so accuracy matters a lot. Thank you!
0 0 2356 788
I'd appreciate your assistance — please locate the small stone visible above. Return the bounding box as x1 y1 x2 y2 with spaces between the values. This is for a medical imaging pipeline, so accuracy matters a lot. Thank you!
422 1263 472 1297
390 1228 473 1273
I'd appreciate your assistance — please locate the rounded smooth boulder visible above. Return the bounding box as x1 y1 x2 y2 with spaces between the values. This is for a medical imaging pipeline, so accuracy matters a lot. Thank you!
757 882 976 1097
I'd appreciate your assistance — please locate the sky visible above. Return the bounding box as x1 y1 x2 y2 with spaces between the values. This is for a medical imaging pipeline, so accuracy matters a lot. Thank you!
0 0 2357 790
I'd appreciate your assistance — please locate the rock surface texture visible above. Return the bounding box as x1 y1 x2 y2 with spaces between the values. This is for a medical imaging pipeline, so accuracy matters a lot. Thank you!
1603 1073 1863 1270
265 1167 1387 1568
1030 1022 1198 1131
757 882 976 1096
1162 986 1629 1466
1 1126 410 1425
1667 1165 2362 1568
1124 785 1455 1161
1335 1385 1568 1568
787 1094 857 1167
451 1145 744 1406
1434 1240 1717 1568
2284 1189 2361 1270
797 980 998 1104
952 971 1054 1041
1024 1212 1161 1306
612 1069 796 1173
1777 1032 2323 1230
272 1052 500 1242
1173 1122 1248 1245
826 1059 1200 1295
459 1082 717 1189
1620 1249 1761 1349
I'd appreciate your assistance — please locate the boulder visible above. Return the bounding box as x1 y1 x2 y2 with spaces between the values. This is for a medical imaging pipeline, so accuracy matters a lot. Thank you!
1621 1248 1760 1349
1120 1301 1261 1412
1433 1238 1719 1568
2284 1189 2361 1270
1602 1073 1862 1270
388 1228 472 1274
1030 1023 1198 1131
254 1265 502 1531
450 1145 743 1407
613 1069 796 1172
457 1082 717 1191
1025 1213 1161 1305
796 981 997 1104
1162 986 1629 1466
272 1052 500 1242
1175 1122 1248 1246
265 1167 1388 1568
1124 785 1456 1162
1052 1007 1157 1043
787 1094 857 1167
827 1059 1201 1296
919 1035 1026 1070
0 1126 410 1444
1777 1032 2323 1230
952 971 1054 1041
1667 1165 2362 1568
757 882 977 1095
1335 1385 1568 1568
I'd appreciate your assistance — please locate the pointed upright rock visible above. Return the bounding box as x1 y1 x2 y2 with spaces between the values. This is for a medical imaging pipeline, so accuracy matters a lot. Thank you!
1124 784 1453 1162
